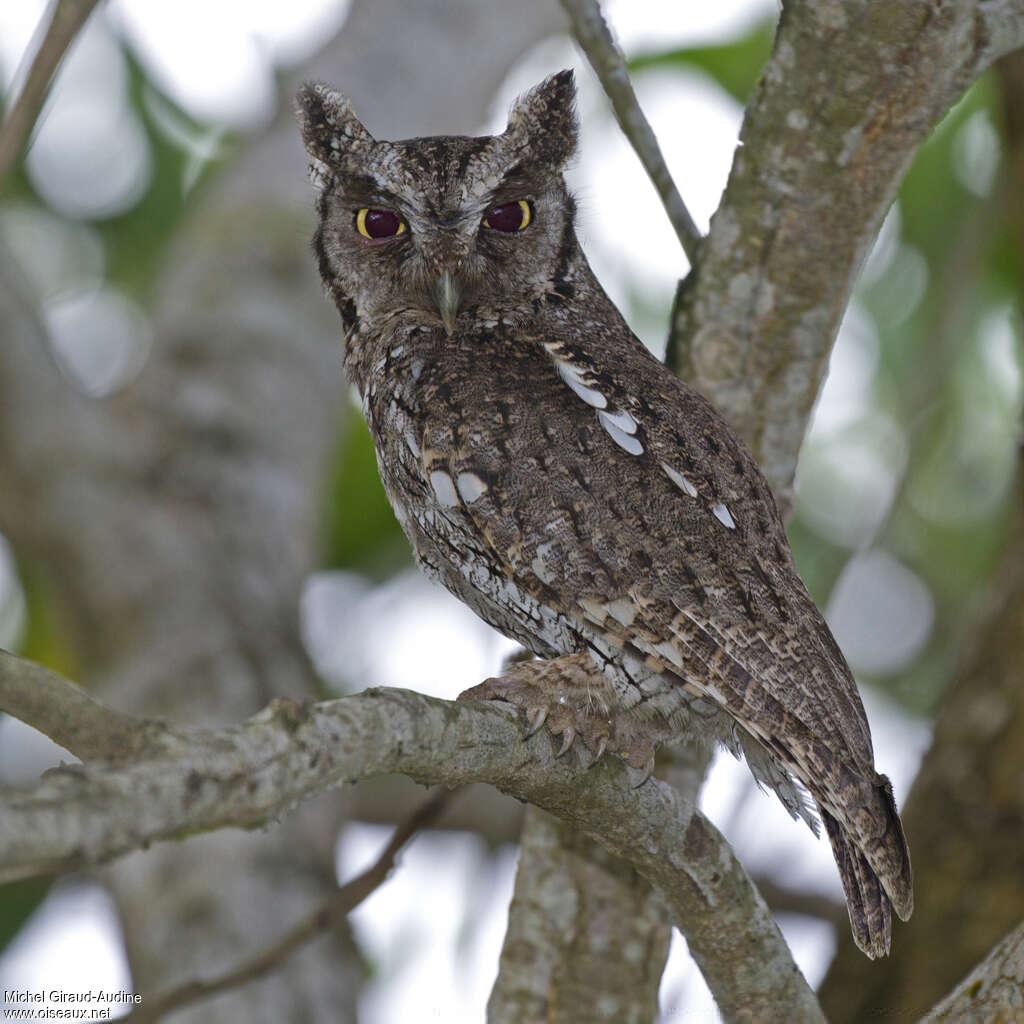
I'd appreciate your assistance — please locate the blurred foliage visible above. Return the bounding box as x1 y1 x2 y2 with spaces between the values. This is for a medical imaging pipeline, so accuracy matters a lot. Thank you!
0 27 234 961
0 52 228 301
0 879 51 954
321 403 411 577
628 18 774 104
99 52 230 295
15 566 80 680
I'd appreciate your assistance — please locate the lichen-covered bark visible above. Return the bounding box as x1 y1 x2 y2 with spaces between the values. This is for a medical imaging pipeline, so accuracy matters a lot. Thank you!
487 808 671 1024
0 673 826 1023
920 920 1024 1023
672 0 1024 500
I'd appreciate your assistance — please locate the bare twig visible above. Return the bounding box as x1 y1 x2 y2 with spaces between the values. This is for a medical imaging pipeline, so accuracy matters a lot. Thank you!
0 0 104 181
125 789 451 1023
559 0 702 264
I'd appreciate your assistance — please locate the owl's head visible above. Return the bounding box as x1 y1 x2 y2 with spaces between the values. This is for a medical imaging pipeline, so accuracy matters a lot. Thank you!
297 71 578 337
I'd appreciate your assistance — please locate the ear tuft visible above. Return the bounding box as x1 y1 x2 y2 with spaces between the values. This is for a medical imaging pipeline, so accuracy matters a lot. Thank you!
505 69 578 169
295 82 374 168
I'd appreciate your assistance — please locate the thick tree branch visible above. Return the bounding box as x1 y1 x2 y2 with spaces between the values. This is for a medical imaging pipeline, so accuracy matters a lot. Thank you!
0 666 824 1022
488 807 671 1023
919 919 1024 1023
672 0 1024 498
559 0 702 263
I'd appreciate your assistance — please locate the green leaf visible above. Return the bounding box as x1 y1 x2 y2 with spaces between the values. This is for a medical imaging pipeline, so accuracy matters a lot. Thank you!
628 19 775 105
322 405 411 577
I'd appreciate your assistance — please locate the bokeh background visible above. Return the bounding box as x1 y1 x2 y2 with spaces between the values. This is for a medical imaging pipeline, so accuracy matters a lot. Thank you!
1 0 1020 1020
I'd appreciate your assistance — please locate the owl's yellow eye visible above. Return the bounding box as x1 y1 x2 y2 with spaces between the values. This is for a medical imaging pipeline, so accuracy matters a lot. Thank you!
484 199 532 233
355 208 406 240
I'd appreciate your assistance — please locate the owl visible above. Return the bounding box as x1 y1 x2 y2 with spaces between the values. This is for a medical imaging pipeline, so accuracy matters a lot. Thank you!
297 70 912 958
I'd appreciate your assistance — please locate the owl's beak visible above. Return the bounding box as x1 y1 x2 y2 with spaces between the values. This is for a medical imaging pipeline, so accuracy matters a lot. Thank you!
434 271 463 337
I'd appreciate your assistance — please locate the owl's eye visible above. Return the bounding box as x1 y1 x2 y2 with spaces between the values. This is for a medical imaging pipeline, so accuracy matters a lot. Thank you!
483 200 532 233
355 208 406 240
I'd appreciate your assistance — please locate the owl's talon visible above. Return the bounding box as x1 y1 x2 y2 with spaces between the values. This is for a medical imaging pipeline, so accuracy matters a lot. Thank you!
589 734 608 765
632 754 656 788
525 706 548 738
556 726 576 757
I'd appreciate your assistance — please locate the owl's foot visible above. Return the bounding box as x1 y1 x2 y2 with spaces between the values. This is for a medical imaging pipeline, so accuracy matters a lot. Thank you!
459 652 659 778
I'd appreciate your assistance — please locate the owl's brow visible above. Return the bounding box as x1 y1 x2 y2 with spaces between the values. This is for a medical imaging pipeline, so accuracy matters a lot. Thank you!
484 165 544 205
335 172 404 210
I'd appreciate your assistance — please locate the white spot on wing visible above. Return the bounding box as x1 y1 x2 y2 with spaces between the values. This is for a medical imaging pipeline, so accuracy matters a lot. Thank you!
411 358 425 380
531 541 557 584
605 598 637 627
429 470 459 508
600 407 638 435
598 410 644 455
456 471 487 503
555 359 607 409
653 641 684 670
712 502 736 529
404 432 420 457
660 461 698 497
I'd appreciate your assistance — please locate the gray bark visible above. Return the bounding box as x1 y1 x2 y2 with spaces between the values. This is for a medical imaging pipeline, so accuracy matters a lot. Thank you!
672 0 1024 499
0 670 826 1023
487 807 672 1024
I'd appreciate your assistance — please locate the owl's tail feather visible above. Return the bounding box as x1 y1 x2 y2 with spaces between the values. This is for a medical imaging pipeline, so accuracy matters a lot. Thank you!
867 773 914 921
821 777 913 959
823 811 891 958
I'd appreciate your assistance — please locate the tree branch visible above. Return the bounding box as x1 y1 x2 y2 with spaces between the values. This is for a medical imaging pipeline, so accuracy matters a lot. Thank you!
487 807 671 1023
919 919 1024 1023
559 0 702 264
0 649 161 763
671 0 1024 499
0 660 824 1022
0 0 104 181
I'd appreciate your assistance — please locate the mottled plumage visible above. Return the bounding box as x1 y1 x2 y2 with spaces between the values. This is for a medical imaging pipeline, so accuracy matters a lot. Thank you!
297 70 912 957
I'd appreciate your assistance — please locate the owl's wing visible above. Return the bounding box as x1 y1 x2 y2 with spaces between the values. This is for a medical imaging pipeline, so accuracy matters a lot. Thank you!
430 331 874 783
420 325 911 954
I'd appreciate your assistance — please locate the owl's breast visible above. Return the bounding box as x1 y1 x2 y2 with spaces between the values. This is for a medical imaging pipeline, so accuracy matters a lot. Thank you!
352 326 578 655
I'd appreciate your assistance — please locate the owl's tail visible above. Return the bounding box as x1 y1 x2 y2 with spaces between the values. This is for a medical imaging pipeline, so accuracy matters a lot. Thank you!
821 774 913 959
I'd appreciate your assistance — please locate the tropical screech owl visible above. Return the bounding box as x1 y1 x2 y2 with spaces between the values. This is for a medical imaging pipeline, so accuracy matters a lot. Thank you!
296 70 912 958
